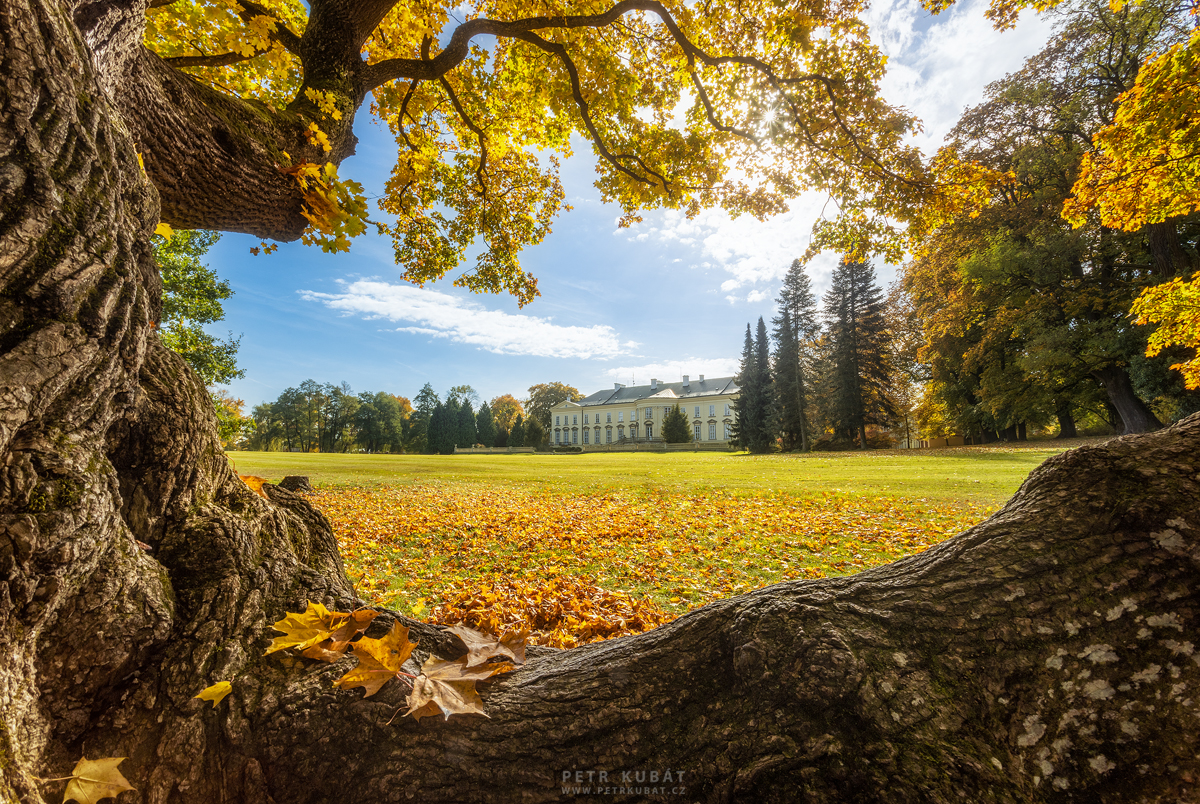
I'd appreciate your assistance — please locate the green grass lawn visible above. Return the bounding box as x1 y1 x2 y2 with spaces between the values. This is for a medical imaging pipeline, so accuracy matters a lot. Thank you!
227 437 1104 504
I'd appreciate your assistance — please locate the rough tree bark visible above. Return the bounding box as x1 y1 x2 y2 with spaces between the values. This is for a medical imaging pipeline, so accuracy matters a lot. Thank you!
1091 366 1163 435
2 1 1200 803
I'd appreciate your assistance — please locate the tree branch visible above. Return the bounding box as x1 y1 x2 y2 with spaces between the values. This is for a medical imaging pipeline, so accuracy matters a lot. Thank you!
165 50 267 69
438 76 489 195
357 0 916 189
237 0 302 55
509 31 671 193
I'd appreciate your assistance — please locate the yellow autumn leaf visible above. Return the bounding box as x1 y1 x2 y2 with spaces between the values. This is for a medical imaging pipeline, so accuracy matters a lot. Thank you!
266 600 351 655
194 681 232 708
153 222 173 240
62 757 135 804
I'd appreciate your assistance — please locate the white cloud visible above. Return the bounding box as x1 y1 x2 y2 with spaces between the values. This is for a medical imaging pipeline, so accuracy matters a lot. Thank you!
870 0 1055 153
300 280 628 359
601 357 741 384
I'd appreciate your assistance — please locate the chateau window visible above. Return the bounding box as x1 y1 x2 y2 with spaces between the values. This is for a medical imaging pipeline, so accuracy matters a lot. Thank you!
694 406 700 417
554 431 560 444
645 407 652 419
709 404 715 417
618 411 624 422
709 423 716 440
606 412 612 423
646 424 653 438
573 430 578 444
693 423 701 440
555 415 559 426
606 428 612 443
583 430 589 444
724 423 732 439
725 404 732 416
584 414 589 424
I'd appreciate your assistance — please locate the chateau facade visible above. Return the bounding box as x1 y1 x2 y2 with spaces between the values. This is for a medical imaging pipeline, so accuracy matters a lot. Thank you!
550 375 739 446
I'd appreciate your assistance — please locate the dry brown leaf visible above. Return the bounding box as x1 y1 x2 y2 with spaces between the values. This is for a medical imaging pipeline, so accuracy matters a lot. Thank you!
61 757 135 804
402 654 515 721
445 625 527 668
239 475 269 498
333 622 418 697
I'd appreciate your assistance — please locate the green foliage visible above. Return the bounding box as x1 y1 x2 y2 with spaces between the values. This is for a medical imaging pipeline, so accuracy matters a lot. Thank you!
661 404 692 443
823 259 894 447
732 319 774 453
523 415 547 448
525 382 582 429
475 401 497 448
508 415 525 448
456 398 478 448
772 259 819 451
153 230 244 386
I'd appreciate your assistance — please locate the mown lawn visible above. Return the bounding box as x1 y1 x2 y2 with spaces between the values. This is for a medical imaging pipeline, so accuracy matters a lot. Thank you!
228 441 1104 646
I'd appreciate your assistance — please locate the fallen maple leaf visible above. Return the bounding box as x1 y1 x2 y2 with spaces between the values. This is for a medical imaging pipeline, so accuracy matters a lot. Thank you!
402 653 517 721
299 609 381 662
445 625 528 668
194 681 232 708
334 622 419 697
61 757 135 804
239 475 269 498
266 601 369 655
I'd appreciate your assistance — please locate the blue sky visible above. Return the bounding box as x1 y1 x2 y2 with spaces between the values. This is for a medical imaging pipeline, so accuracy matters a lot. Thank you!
209 0 1056 409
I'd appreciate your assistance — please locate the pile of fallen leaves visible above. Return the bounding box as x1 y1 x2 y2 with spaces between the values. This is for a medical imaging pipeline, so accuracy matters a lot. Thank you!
310 484 990 647
429 575 672 648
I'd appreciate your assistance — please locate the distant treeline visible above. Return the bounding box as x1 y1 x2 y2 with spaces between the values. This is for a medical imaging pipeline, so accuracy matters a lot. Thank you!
238 381 586 453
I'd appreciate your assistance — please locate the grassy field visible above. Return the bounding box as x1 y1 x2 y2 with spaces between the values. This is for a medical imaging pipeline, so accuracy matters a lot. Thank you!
229 440 1103 646
227 439 1098 504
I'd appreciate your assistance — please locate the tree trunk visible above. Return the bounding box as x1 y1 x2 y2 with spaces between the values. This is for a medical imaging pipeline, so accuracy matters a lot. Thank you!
1002 425 1017 442
4 2 1200 803
1092 365 1163 435
1017 421 1027 441
1056 402 1078 439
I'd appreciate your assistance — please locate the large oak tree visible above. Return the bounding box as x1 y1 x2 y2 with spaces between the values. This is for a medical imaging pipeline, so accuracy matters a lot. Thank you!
1 0 1198 802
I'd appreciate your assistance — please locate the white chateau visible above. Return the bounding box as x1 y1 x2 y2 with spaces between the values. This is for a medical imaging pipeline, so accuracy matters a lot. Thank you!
550 375 740 446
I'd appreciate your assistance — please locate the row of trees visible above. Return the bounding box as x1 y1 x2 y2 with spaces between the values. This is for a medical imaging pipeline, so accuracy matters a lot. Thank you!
235 382 589 453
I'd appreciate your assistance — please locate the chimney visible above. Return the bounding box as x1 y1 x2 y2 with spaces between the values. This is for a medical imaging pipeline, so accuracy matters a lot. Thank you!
682 375 689 387
614 383 623 390
699 374 705 382
651 378 658 390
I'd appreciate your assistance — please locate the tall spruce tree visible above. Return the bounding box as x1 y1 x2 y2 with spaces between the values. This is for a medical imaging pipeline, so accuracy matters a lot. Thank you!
772 259 820 451
732 318 775 452
823 258 895 448
457 398 478 447
476 401 497 447
509 415 525 448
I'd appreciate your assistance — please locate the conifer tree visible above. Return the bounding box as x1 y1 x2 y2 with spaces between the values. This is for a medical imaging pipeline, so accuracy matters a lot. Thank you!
662 404 692 443
823 258 895 448
509 415 525 448
476 401 497 447
426 401 453 454
773 259 820 451
732 318 775 452
457 398 478 447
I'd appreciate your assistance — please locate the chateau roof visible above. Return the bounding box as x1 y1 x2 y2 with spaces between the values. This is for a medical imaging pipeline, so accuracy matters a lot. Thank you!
570 376 739 408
